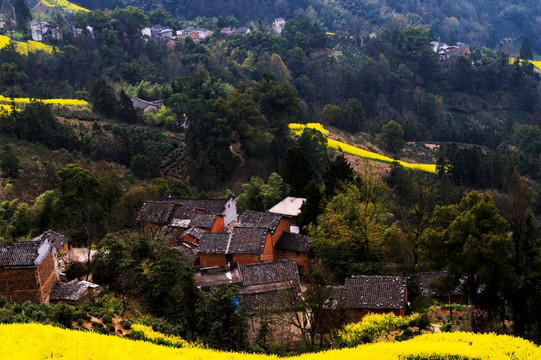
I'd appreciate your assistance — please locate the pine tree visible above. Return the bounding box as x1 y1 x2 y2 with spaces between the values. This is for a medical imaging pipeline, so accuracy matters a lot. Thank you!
13 0 31 36
519 36 533 60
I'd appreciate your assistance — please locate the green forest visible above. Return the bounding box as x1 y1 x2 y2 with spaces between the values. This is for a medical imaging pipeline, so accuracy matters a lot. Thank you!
1 0 541 354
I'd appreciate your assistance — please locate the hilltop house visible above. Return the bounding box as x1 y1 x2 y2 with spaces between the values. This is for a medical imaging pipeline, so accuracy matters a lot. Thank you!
0 230 68 303
142 25 175 42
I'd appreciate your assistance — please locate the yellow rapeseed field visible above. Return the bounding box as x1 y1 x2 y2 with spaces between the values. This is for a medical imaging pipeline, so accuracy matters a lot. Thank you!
289 123 437 173
0 35 10 49
0 95 88 106
0 35 57 55
0 323 540 360
40 0 89 12
15 40 55 55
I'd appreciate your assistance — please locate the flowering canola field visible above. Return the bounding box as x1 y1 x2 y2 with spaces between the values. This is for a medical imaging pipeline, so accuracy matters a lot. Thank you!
509 58 541 71
0 95 88 106
289 123 437 173
0 35 56 55
1 323 540 360
40 0 89 12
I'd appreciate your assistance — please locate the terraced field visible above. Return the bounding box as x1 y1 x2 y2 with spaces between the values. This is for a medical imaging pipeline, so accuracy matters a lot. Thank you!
289 123 437 173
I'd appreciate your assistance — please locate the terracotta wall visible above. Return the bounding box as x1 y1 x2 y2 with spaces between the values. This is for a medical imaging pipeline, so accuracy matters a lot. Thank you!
199 254 227 268
275 250 309 275
0 267 42 303
210 216 225 233
232 254 259 266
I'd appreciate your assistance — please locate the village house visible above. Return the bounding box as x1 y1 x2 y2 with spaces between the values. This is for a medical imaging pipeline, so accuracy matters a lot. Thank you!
142 25 175 42
130 97 164 114
337 275 408 323
431 41 471 63
0 230 68 303
238 260 302 339
197 209 311 270
417 271 464 304
137 195 237 244
195 260 302 340
220 27 251 37
180 27 212 40
272 18 286 34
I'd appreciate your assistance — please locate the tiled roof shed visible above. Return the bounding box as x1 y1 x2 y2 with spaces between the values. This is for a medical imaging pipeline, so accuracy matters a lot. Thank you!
275 233 311 253
237 211 283 232
240 260 299 287
49 280 99 302
345 276 408 309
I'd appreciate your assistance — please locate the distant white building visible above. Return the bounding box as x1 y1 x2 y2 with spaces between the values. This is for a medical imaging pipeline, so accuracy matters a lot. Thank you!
272 18 286 34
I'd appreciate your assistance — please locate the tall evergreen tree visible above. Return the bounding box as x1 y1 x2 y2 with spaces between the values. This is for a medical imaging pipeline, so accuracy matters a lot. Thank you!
13 0 31 35
519 36 533 60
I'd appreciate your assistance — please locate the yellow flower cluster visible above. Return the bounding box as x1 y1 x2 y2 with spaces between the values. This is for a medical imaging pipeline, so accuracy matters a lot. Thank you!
0 95 88 106
15 41 55 55
0 35 10 49
40 0 89 12
337 313 420 344
509 58 541 71
288 123 437 173
1 323 540 360
131 323 191 348
0 104 15 114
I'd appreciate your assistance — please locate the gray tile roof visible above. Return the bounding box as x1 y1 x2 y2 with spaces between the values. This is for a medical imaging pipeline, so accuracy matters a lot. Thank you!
33 230 68 250
228 227 268 254
237 211 284 232
182 227 206 241
50 280 99 302
417 271 463 297
198 233 230 254
137 201 176 224
163 196 230 215
240 260 299 287
238 260 301 314
275 232 311 253
0 240 43 267
344 275 407 310
191 213 218 229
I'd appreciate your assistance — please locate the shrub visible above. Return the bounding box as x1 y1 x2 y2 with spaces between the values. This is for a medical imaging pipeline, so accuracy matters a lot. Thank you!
120 320 132 330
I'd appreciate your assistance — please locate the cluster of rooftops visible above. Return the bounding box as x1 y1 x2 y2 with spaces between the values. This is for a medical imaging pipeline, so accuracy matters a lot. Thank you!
0 195 460 319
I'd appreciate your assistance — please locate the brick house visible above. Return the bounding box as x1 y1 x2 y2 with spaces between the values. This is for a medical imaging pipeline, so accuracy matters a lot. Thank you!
0 230 68 303
49 280 100 304
197 210 310 270
238 260 302 340
341 275 408 323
